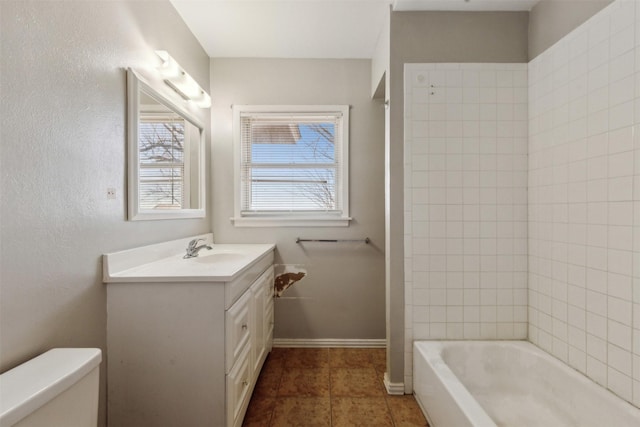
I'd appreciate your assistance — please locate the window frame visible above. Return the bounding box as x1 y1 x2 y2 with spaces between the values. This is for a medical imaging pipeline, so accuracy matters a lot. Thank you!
231 105 351 227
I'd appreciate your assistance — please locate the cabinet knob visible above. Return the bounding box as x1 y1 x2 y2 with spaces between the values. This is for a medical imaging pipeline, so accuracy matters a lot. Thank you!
242 380 249 387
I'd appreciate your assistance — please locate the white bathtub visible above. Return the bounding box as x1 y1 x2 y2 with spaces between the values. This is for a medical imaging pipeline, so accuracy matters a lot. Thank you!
413 341 640 427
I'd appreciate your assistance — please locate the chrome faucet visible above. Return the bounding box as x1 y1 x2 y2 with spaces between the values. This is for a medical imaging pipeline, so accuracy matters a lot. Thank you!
184 238 212 258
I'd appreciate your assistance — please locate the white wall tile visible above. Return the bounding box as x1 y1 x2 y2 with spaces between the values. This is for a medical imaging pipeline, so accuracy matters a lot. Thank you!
528 0 639 407
406 15 639 404
405 64 528 370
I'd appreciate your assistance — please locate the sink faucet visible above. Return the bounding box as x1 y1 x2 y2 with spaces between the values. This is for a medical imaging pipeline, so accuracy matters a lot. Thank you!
184 238 212 258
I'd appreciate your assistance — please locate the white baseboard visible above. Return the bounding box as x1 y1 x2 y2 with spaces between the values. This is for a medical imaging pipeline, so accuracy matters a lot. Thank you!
272 338 386 348
383 372 405 395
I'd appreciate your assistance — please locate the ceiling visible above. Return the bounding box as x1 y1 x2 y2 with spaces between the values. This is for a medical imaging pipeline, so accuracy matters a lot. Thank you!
170 0 538 59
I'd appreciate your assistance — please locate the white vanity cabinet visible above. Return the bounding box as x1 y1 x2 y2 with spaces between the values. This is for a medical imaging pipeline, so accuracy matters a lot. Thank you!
103 236 275 427
226 266 274 427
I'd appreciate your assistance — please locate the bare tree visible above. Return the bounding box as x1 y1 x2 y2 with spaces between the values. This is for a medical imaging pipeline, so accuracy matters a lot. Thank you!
139 121 185 208
296 123 336 210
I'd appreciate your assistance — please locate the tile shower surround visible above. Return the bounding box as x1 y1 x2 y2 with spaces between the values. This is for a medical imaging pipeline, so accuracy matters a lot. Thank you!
404 62 529 391
404 0 640 407
528 0 640 407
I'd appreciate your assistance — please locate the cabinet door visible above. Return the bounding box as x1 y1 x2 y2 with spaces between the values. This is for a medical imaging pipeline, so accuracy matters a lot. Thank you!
226 345 252 427
250 280 266 374
251 266 274 374
225 290 251 373
263 268 274 353
264 300 274 353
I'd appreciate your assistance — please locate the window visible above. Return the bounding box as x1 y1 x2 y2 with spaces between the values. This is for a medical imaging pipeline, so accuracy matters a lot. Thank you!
138 111 188 210
232 105 350 227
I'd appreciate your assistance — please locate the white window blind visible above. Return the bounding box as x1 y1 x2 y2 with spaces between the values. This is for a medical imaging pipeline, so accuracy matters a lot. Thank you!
232 105 350 227
239 112 345 215
138 114 186 210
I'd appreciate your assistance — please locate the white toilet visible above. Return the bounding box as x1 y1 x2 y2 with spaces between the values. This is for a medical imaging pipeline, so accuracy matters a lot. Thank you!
0 348 102 427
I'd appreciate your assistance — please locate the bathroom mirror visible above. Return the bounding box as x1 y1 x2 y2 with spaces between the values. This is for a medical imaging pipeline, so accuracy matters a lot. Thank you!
127 69 205 220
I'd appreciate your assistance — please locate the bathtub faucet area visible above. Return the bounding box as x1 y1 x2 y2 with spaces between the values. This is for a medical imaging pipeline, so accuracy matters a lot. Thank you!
183 238 212 258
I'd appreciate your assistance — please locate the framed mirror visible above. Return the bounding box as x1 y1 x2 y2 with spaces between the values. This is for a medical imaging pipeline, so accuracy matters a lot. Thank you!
127 69 206 220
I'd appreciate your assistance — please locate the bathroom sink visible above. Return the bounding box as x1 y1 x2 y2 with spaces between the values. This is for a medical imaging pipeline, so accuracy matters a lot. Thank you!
103 235 275 282
187 251 247 264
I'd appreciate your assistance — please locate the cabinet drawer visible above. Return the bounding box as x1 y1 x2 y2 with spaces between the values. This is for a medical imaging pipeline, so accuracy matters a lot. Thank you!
225 290 251 373
226 345 252 427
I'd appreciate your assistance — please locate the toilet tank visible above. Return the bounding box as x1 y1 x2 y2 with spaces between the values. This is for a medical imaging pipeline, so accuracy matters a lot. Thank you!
0 348 102 427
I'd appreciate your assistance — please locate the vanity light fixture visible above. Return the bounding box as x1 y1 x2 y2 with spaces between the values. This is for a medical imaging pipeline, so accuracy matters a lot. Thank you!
155 50 211 108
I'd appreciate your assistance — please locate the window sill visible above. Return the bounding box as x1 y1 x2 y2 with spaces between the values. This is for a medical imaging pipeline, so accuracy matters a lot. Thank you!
230 216 352 228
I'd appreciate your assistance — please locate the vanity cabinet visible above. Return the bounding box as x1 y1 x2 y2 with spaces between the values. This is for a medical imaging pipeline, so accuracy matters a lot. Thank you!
226 265 274 427
104 239 274 427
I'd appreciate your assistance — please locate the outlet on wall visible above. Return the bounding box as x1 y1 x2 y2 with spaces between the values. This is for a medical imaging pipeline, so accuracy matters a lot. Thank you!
107 188 116 199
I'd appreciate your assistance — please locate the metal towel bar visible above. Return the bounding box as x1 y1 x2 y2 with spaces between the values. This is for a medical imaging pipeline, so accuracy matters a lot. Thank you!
295 237 370 244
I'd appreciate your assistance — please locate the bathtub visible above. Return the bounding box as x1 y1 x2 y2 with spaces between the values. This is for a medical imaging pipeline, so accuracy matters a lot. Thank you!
413 341 640 427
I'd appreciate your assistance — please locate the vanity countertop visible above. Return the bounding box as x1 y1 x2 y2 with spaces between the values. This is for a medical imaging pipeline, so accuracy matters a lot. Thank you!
103 234 275 283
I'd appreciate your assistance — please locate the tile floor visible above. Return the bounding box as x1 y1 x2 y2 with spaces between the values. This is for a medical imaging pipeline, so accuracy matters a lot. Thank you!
243 347 429 427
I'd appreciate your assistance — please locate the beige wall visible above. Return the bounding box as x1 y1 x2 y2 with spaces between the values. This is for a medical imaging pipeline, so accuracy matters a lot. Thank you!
529 0 614 60
0 2 211 425
387 10 529 387
210 59 386 342
391 12 529 64
371 6 390 99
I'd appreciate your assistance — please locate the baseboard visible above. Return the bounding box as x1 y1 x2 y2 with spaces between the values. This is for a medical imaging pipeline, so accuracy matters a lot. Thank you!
383 372 405 395
272 338 386 348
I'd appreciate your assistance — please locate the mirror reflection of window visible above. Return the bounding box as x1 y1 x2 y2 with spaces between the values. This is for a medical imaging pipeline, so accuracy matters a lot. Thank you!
138 99 188 210
127 69 205 220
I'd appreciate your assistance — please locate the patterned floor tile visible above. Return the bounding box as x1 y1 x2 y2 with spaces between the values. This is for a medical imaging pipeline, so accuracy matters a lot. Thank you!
264 349 287 371
386 395 429 427
277 368 330 397
253 368 283 398
245 348 429 426
283 348 330 369
269 397 331 427
331 396 394 426
369 348 387 374
329 348 376 368
242 396 275 427
330 367 385 397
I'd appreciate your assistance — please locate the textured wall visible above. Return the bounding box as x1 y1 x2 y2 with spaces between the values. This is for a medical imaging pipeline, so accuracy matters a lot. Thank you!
0 2 210 425
210 58 386 342
528 0 640 406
